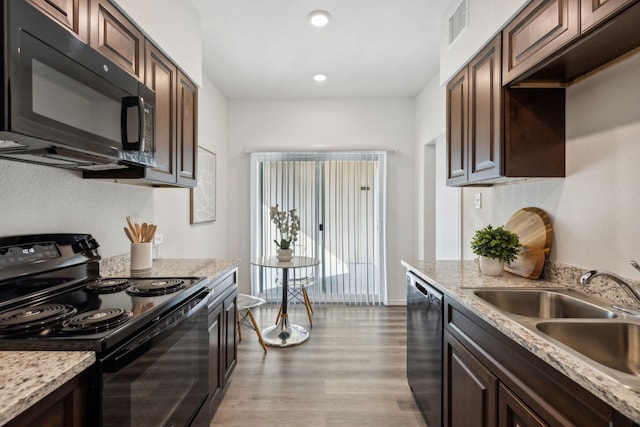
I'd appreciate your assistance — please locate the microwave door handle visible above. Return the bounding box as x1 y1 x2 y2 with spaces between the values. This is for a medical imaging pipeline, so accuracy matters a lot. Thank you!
121 96 143 151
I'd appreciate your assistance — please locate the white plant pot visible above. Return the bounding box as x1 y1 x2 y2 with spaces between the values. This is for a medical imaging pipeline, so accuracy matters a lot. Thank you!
277 248 293 262
479 256 504 276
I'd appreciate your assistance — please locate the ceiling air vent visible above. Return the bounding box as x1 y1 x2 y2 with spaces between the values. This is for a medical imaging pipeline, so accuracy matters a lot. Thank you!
449 0 468 45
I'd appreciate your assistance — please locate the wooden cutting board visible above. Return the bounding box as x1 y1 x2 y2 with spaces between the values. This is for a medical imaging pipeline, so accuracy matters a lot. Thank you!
504 246 547 279
504 207 552 279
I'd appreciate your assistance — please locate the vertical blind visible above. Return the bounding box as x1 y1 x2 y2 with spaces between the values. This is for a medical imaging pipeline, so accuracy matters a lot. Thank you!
250 152 387 306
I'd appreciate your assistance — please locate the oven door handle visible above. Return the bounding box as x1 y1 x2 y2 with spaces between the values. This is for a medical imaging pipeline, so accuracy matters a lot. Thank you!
102 291 210 372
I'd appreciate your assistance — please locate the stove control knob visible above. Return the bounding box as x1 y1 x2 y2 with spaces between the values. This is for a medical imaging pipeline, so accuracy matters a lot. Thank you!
72 237 100 254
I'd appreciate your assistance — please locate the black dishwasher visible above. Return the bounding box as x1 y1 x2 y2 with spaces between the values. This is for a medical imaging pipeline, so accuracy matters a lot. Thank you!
407 271 443 427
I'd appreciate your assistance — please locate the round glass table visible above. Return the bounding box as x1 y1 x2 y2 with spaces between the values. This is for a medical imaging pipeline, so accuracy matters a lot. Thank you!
250 256 320 347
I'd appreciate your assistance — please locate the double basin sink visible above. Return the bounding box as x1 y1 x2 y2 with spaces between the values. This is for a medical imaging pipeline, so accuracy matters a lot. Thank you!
469 288 640 389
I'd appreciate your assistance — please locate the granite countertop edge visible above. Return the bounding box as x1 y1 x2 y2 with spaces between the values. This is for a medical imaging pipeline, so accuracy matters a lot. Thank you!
402 259 640 424
0 351 95 426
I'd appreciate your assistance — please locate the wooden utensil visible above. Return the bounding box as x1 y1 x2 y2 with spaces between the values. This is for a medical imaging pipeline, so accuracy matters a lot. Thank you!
504 207 552 279
146 224 157 243
124 227 136 243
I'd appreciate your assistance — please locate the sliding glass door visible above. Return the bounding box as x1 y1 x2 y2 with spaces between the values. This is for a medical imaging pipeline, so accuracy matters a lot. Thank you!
250 152 387 305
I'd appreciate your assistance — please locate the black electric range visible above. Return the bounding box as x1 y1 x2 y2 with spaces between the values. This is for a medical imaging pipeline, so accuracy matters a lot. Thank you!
0 233 208 353
0 233 212 427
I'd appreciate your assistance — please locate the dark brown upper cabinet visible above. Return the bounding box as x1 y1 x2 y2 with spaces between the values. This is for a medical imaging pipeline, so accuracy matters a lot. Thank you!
446 35 565 187
89 0 144 81
468 37 503 183
144 41 178 184
502 0 580 85
504 0 640 85
581 0 635 33
447 36 503 185
26 0 88 41
446 67 469 185
176 71 198 187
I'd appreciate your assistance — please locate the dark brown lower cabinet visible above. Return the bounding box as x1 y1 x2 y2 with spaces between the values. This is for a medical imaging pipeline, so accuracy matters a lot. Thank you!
444 297 637 427
6 371 88 427
498 384 546 427
444 330 497 427
206 269 238 419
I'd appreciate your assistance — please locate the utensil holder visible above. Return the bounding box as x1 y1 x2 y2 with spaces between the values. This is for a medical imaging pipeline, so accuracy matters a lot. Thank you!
131 242 153 273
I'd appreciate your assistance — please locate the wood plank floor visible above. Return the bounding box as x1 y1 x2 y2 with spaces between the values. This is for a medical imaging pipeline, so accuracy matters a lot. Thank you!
211 304 428 427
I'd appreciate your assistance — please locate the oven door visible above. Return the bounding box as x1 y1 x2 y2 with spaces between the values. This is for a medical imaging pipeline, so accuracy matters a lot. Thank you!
100 291 210 427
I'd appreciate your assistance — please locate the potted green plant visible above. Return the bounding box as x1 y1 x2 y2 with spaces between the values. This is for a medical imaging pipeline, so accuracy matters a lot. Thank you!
269 205 300 261
470 224 520 276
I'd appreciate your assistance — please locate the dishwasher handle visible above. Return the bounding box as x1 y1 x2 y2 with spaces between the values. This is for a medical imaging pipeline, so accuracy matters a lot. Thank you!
408 272 442 302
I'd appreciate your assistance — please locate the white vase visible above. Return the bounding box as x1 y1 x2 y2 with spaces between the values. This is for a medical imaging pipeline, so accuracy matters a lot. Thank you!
479 256 504 276
277 248 293 262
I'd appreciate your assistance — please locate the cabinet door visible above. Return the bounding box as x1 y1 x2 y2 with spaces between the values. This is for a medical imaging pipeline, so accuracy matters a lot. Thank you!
502 0 579 84
176 71 198 187
498 384 547 427
26 0 88 41
468 35 502 183
6 371 88 427
208 302 223 410
446 67 469 186
89 0 144 80
223 292 238 386
444 331 498 427
581 0 634 32
145 41 178 184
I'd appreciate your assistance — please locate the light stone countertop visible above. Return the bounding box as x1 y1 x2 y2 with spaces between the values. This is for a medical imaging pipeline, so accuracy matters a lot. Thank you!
0 351 95 426
402 259 640 424
101 257 241 282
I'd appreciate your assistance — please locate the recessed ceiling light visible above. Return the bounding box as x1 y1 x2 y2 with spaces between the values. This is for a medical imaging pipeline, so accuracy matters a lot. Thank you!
308 10 331 27
313 73 327 82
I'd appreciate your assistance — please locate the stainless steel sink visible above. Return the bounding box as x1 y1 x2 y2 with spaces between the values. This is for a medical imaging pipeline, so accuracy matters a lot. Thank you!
473 289 617 319
466 287 640 389
536 322 640 377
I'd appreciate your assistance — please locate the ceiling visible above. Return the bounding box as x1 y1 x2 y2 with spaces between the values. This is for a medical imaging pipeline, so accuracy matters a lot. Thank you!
190 0 451 99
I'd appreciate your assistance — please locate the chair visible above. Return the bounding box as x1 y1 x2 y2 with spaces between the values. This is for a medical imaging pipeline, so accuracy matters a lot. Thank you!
237 294 267 353
275 273 315 327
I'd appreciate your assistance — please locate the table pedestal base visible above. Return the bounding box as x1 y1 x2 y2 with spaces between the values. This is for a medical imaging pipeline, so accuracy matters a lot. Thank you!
262 315 309 347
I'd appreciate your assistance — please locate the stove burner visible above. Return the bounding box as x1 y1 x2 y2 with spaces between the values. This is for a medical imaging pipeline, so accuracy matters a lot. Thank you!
60 308 132 334
126 279 186 297
85 278 131 294
0 304 77 335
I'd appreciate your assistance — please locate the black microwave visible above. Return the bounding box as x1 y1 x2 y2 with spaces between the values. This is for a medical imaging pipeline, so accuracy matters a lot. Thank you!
0 0 155 170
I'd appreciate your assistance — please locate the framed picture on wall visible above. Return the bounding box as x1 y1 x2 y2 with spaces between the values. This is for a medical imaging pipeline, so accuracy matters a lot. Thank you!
190 147 216 224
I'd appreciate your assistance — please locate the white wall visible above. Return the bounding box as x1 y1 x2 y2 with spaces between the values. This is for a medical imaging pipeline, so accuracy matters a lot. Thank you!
460 53 640 279
439 0 528 84
153 72 229 259
415 73 461 260
114 0 202 86
0 161 154 257
227 99 415 303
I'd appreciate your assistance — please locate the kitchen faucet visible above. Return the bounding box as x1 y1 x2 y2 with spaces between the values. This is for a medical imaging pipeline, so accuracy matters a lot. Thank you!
579 261 640 306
